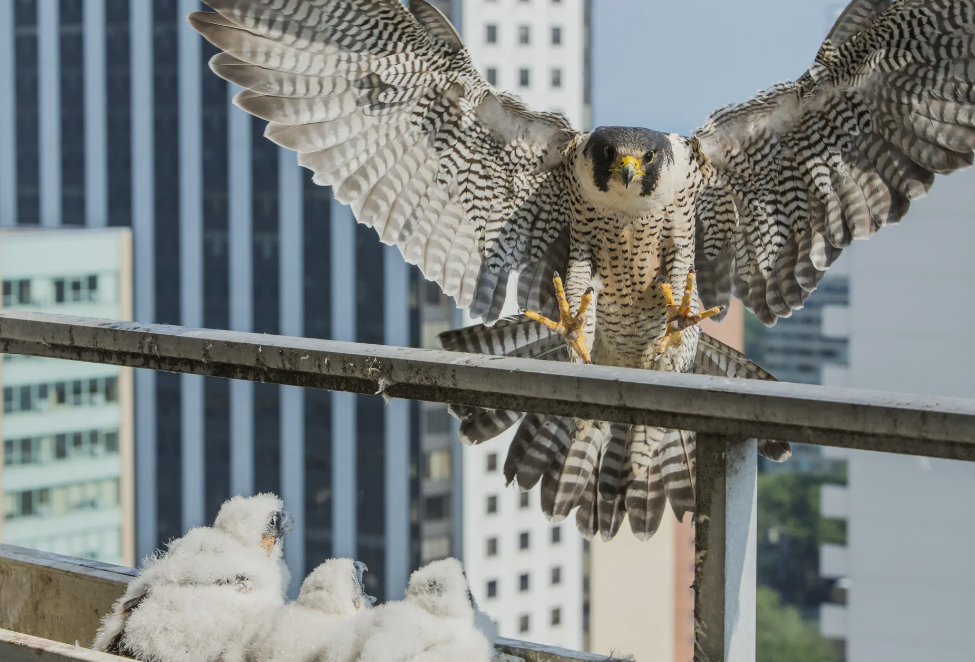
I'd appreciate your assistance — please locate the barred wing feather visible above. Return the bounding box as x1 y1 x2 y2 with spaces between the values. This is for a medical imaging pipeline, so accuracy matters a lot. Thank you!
695 0 975 325
189 0 578 322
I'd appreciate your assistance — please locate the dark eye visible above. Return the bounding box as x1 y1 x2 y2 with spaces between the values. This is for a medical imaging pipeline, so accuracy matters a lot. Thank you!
603 145 615 160
645 151 655 163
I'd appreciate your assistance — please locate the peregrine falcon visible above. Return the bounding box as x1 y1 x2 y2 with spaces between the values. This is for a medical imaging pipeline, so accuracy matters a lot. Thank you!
191 0 975 540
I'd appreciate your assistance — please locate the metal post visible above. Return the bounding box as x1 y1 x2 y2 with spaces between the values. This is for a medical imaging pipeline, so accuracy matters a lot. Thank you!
694 435 757 662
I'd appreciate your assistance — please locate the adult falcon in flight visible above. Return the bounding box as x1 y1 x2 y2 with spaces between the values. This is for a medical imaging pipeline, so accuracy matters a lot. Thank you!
191 0 975 540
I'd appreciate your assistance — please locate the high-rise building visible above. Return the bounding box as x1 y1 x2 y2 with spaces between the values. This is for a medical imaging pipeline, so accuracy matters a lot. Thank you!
0 0 459 601
458 0 591 649
0 227 134 567
816 170 975 662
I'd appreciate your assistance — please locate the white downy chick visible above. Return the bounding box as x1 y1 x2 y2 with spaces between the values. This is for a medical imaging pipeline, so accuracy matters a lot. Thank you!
93 493 293 662
245 558 375 662
356 558 493 662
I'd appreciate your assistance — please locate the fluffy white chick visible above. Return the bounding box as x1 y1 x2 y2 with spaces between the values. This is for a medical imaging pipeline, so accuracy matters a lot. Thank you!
246 558 375 662
93 493 293 662
356 558 494 662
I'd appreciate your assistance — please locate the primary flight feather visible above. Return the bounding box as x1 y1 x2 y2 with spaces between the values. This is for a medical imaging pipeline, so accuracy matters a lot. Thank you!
190 0 975 540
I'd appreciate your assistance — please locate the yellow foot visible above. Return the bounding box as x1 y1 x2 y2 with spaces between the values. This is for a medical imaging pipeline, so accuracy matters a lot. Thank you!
655 271 724 357
523 274 593 364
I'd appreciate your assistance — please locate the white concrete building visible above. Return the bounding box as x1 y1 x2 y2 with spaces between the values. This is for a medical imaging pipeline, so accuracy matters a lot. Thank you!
459 0 590 649
817 169 975 662
0 228 134 566
462 0 591 130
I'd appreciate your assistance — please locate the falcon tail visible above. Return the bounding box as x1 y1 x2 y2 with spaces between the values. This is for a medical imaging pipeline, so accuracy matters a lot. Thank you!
439 320 790 539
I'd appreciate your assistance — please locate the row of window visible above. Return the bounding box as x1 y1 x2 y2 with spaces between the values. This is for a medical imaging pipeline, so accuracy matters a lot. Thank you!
484 525 561 557
3 478 120 520
485 24 563 46
485 491 553 518
3 376 119 414
2 274 101 307
3 428 120 466
513 609 561 635
485 566 562 599
13 525 121 564
485 66 562 89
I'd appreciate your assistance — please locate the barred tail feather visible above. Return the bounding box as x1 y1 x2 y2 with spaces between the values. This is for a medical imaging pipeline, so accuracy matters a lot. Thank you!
660 429 696 523
515 416 572 491
503 413 543 486
575 468 599 540
547 421 603 521
625 426 666 541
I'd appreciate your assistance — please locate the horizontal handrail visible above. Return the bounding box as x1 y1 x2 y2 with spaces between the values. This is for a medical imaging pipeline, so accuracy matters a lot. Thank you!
0 311 973 461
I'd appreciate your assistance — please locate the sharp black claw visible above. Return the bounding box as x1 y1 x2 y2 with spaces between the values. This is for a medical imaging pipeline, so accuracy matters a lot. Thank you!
653 274 668 283
553 271 561 280
584 286 594 296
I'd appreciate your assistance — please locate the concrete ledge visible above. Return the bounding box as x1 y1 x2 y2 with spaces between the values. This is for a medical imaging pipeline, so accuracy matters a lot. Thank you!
0 545 134 648
0 545 608 662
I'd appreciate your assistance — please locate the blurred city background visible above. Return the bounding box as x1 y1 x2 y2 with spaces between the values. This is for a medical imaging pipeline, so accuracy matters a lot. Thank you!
0 2 973 662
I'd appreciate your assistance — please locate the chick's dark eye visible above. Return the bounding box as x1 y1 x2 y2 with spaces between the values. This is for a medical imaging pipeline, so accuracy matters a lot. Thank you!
645 151 655 163
603 145 614 160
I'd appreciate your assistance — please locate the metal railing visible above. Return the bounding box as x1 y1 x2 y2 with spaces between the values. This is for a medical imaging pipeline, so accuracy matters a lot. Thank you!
1 310 975 662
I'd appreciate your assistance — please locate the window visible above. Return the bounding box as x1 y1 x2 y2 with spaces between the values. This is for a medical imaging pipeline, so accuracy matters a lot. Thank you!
551 566 561 585
487 495 498 514
3 440 11 465
551 525 562 544
551 26 562 45
519 615 530 633
519 68 530 87
421 535 451 562
2 279 31 306
486 68 497 86
425 407 450 434
486 24 497 44
518 25 530 45
551 608 561 626
487 537 498 556
487 580 497 598
54 278 65 303
519 531 530 549
424 495 450 520
425 450 451 480
551 68 562 88
519 491 529 509
486 453 497 472
519 573 529 591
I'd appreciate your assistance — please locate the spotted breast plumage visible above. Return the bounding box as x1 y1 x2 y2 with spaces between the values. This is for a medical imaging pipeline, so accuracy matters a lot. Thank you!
191 0 975 540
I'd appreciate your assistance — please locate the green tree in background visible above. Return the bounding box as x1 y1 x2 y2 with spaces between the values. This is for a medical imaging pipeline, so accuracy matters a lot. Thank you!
757 586 839 662
758 469 846 611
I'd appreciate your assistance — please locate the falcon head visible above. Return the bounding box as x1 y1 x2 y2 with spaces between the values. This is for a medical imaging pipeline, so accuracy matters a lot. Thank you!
213 493 293 556
405 558 475 620
580 126 675 200
297 558 375 615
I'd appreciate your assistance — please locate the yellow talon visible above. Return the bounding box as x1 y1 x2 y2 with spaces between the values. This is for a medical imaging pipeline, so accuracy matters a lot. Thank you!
524 275 592 364
655 272 724 358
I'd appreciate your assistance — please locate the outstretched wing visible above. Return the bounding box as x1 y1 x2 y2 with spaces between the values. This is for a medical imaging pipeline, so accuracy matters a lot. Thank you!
190 0 580 322
694 0 975 325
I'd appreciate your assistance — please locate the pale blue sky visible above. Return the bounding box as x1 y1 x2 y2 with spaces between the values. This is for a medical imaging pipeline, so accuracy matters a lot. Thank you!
591 0 846 134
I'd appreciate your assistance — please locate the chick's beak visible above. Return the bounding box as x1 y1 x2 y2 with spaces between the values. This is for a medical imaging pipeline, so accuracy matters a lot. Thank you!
618 156 643 189
275 511 295 537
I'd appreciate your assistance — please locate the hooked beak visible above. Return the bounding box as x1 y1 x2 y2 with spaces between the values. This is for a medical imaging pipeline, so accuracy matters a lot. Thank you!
261 509 294 554
618 156 643 189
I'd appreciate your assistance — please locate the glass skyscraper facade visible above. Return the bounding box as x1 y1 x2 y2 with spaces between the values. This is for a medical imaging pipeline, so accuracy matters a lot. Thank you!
0 0 461 600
